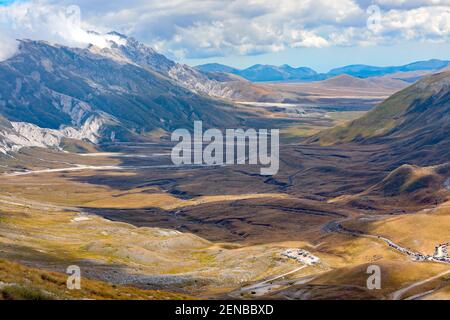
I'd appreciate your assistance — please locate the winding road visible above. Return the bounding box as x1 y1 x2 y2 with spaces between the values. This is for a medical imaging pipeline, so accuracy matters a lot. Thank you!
392 270 450 300
324 219 450 265
236 265 311 297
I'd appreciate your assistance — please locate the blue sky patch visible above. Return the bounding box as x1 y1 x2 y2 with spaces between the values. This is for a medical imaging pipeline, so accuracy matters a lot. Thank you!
0 0 15 6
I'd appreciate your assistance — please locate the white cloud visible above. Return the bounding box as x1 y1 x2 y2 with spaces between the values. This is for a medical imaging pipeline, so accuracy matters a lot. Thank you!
291 30 330 48
374 0 450 9
377 6 450 41
0 1 127 61
0 0 449 61
0 31 18 61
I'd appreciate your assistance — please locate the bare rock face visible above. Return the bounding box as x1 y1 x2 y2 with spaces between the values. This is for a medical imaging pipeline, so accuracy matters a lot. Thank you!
47 90 94 126
167 64 234 99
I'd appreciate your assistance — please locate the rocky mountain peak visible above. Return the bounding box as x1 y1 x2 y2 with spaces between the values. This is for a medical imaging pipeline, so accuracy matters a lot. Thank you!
84 31 233 98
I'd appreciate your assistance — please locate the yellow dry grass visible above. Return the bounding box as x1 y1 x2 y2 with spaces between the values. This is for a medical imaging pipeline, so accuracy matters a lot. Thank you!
84 192 290 210
308 234 450 299
0 186 301 296
1 165 448 299
363 213 450 254
0 259 190 300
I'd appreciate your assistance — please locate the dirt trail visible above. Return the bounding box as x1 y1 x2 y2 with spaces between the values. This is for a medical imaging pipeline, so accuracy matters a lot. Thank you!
242 265 308 291
392 270 450 300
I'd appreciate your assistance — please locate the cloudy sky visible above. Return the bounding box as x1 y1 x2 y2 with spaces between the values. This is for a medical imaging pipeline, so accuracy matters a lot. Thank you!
1 0 449 71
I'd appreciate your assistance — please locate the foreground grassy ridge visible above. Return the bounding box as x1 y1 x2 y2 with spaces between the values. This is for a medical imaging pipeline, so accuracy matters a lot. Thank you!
0 174 306 296
0 166 448 299
2 193 448 300
0 259 190 300
0 202 289 277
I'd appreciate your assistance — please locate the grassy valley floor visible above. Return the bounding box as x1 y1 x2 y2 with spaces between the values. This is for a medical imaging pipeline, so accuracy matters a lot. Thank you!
0 138 448 299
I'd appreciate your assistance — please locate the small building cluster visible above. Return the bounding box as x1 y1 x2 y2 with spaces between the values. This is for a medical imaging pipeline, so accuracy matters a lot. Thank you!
433 243 449 260
409 243 450 264
282 248 320 265
380 236 450 264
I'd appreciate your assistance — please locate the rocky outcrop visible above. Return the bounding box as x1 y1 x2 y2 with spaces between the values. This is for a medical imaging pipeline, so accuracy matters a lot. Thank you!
0 115 110 154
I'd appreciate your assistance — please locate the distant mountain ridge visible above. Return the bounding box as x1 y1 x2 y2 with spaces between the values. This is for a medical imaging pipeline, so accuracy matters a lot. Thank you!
196 63 320 82
195 59 450 82
236 64 318 82
327 59 450 78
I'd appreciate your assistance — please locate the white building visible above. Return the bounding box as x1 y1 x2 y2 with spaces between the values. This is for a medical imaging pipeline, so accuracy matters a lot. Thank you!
282 248 320 265
434 243 449 259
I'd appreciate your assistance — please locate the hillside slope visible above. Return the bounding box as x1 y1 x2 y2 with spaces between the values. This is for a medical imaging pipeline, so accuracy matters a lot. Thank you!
0 259 189 300
319 74 408 91
317 72 450 143
314 71 449 166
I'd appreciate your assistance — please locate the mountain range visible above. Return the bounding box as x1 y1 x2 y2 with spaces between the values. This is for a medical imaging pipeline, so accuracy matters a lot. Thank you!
196 59 450 82
0 31 448 158
0 33 251 154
